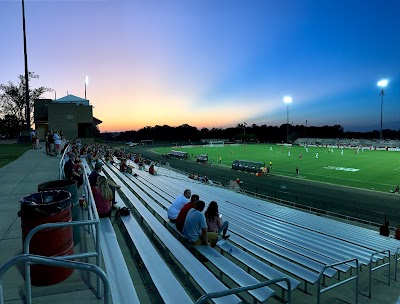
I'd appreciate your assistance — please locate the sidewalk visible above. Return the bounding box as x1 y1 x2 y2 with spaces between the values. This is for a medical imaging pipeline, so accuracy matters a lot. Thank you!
0 148 101 303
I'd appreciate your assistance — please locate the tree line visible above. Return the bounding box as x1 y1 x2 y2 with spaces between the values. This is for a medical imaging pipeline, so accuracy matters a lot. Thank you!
105 123 400 143
1 73 398 142
0 72 51 138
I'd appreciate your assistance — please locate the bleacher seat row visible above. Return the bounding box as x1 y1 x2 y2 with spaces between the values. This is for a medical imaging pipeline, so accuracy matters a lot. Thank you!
82 155 399 303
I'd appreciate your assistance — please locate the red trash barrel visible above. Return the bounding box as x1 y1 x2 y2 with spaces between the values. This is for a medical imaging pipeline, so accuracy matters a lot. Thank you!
38 179 80 244
20 190 74 286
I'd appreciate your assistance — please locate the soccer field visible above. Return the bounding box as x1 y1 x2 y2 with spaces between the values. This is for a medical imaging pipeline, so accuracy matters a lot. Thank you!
154 144 400 193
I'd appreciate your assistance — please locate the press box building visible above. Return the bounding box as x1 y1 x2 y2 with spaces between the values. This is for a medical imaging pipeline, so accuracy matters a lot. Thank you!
34 94 102 143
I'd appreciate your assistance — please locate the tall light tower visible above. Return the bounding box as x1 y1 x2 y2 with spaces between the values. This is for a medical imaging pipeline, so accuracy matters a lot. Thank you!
377 79 388 140
243 121 247 143
283 96 293 143
22 0 30 129
84 76 89 99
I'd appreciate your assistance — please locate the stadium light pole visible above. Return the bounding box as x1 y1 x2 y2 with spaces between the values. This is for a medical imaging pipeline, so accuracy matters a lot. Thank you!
283 96 292 143
243 121 247 144
377 79 388 140
22 0 30 129
84 76 89 99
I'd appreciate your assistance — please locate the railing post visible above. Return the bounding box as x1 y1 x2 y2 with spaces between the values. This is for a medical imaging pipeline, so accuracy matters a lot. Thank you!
395 248 400 281
317 259 359 304
0 255 111 304
368 250 390 298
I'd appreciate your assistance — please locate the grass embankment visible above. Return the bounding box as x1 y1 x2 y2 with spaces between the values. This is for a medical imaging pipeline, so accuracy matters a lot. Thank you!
0 143 31 168
154 144 400 193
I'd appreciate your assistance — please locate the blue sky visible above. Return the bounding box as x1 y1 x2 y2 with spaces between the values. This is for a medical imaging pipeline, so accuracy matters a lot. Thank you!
1 0 399 132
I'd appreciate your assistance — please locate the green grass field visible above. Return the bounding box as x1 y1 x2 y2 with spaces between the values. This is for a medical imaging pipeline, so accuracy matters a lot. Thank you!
0 143 31 168
154 144 400 193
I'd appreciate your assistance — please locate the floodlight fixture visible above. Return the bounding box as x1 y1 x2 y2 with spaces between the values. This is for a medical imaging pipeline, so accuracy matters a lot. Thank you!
283 96 293 104
377 79 388 88
84 76 88 99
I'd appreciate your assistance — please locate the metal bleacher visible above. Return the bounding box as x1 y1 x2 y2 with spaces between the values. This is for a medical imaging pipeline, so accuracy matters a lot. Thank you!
113 159 399 300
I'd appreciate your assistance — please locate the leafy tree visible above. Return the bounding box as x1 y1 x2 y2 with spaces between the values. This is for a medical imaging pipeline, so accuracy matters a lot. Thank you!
93 125 101 138
0 72 52 129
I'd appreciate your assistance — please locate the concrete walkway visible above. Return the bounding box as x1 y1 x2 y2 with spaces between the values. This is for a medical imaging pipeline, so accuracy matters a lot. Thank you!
0 148 101 303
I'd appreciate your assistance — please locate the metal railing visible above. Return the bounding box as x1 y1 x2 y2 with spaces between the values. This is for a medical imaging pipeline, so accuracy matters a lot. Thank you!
0 254 111 304
58 142 70 179
195 277 292 304
23 220 100 304
369 250 390 298
18 149 104 304
317 259 359 304
395 247 400 281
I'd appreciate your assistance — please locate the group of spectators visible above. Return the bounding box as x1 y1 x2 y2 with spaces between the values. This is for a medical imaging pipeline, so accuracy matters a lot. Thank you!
44 130 64 157
118 154 158 176
63 141 124 218
29 129 41 150
379 221 400 240
167 189 230 247
188 173 211 184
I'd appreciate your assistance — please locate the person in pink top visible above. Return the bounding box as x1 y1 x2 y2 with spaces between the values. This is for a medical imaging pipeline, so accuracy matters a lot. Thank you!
92 176 113 218
205 201 230 240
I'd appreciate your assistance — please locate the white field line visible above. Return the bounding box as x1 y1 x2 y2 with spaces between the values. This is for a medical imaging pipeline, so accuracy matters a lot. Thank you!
273 168 395 187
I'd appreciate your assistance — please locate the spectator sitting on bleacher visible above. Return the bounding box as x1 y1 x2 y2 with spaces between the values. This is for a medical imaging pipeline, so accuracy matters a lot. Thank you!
92 176 113 218
379 221 390 237
205 201 230 240
395 225 400 240
167 189 191 223
183 200 218 247
120 158 128 172
138 159 145 170
64 153 83 188
176 194 199 232
88 162 121 209
149 164 157 175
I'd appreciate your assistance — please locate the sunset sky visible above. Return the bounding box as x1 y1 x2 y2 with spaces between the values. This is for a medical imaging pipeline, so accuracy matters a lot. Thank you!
1 0 399 132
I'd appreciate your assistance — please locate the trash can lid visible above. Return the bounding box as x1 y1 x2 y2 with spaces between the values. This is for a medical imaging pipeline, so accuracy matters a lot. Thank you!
20 190 72 217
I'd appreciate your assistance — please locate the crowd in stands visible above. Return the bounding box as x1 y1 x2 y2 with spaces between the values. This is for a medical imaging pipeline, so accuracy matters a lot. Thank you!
167 189 230 247
188 173 211 184
61 140 129 218
379 221 400 240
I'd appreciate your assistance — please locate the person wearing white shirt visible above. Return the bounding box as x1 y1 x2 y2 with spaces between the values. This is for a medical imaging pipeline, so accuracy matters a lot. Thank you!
53 130 62 157
167 189 191 222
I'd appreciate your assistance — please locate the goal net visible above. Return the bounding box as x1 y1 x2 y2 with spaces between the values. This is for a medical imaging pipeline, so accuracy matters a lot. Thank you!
209 141 224 147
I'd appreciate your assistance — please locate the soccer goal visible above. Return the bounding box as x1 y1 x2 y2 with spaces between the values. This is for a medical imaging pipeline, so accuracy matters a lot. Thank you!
209 140 224 147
